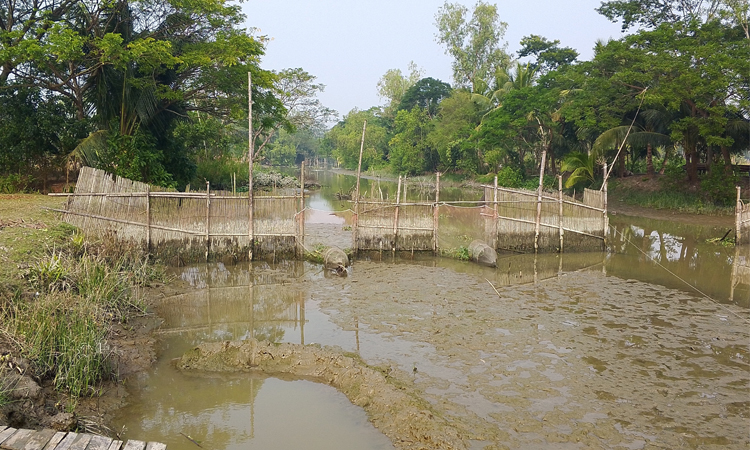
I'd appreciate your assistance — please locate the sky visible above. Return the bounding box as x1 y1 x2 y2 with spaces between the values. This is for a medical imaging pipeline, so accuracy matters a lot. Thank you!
240 1 625 120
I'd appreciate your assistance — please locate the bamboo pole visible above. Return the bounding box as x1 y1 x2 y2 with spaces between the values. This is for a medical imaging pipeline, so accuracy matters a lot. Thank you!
603 162 609 247
299 161 305 258
353 120 366 254
558 175 564 253
737 186 742 245
493 175 498 249
393 175 402 252
146 185 151 253
206 181 211 262
248 72 254 261
433 172 440 255
534 149 548 252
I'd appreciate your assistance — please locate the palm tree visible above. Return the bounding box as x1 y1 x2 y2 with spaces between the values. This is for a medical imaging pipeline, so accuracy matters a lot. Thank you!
593 109 673 177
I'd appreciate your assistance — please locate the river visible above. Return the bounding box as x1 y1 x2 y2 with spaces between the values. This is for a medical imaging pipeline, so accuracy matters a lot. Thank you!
112 170 749 450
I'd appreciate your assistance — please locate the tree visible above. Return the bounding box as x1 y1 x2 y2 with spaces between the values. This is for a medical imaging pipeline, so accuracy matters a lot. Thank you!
389 107 436 175
434 1 510 93
251 68 337 162
428 90 482 172
518 35 579 75
324 108 388 170
397 77 452 118
597 0 725 30
377 61 424 111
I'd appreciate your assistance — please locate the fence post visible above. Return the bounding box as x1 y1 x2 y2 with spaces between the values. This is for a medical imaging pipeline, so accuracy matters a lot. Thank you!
737 186 742 245
493 175 499 249
146 185 151 253
206 181 211 262
248 72 254 261
558 175 564 253
353 121 366 254
299 161 306 258
603 162 609 248
393 175 402 252
433 172 440 255
534 149 548 253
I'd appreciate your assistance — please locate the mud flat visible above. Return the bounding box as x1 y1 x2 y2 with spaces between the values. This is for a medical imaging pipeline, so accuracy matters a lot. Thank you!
176 339 466 450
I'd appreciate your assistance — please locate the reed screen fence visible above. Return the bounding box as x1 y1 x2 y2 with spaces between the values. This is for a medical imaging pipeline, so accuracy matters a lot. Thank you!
58 167 303 262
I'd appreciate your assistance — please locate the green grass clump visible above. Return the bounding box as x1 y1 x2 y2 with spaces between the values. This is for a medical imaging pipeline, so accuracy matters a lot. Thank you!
441 246 471 261
6 293 109 398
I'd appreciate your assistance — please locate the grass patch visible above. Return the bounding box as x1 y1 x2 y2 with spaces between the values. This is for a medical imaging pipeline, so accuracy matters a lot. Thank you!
609 180 735 215
0 194 165 405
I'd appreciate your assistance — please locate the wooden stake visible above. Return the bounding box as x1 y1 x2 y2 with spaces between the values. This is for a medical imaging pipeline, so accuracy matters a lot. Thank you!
146 185 151 253
558 175 564 253
603 162 609 248
433 172 440 255
493 175 498 249
736 186 742 245
299 161 305 258
248 72 254 261
353 120 366 254
534 149 547 252
393 175 402 252
206 181 211 262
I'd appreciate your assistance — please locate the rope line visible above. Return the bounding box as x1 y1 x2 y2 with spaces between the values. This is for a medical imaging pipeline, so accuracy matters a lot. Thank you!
612 226 750 324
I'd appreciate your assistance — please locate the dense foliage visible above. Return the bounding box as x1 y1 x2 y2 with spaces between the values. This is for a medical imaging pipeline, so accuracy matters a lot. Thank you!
322 0 749 205
0 0 334 190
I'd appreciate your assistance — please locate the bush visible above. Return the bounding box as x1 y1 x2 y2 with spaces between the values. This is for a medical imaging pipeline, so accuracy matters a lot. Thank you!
0 174 35 193
700 166 739 207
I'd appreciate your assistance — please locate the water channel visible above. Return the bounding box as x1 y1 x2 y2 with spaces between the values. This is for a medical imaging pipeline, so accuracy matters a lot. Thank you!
113 170 749 449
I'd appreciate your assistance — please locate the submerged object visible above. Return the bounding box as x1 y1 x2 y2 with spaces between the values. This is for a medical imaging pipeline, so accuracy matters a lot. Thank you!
469 240 497 267
323 246 350 276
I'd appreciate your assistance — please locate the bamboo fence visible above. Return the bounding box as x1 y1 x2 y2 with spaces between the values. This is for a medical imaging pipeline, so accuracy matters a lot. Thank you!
57 167 303 262
353 173 607 254
736 187 750 246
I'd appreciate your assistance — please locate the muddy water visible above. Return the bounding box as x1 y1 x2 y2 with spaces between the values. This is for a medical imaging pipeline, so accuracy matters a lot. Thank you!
113 171 749 449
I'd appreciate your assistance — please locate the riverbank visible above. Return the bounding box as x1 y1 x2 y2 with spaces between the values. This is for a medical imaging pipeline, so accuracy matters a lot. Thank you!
0 194 167 433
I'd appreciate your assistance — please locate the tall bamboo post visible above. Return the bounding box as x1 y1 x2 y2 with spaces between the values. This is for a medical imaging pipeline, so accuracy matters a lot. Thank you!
402 177 407 203
534 149 548 252
433 172 440 255
736 186 742 245
393 176 402 252
493 175 498 249
603 162 609 248
353 121 366 253
205 181 211 262
558 175 564 253
145 185 151 253
248 72 254 261
299 161 306 258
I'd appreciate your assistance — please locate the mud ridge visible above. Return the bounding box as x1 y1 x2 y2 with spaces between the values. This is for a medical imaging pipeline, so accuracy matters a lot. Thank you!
176 339 470 450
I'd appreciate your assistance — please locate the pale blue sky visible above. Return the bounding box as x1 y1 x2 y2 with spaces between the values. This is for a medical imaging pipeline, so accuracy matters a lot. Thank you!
241 1 624 119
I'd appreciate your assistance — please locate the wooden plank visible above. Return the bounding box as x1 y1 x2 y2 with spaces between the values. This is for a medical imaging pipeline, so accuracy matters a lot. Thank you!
105 440 122 450
41 432 66 450
144 443 166 450
53 432 78 450
85 435 112 450
22 429 57 450
1 429 34 450
66 434 91 450
0 429 5 437
0 428 17 447
120 440 146 450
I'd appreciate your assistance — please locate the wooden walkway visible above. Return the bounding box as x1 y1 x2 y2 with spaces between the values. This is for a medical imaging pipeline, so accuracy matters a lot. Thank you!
0 427 165 450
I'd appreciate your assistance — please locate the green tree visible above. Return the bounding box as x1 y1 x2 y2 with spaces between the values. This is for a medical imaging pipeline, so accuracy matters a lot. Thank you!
428 90 482 172
324 108 389 171
434 1 511 92
377 61 424 114
389 107 437 175
397 77 452 118
517 35 579 75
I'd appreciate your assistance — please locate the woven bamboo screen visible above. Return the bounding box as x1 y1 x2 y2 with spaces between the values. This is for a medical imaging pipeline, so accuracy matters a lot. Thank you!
356 201 435 251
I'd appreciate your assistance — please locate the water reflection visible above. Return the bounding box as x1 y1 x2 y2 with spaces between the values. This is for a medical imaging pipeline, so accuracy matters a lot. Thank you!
608 215 748 307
